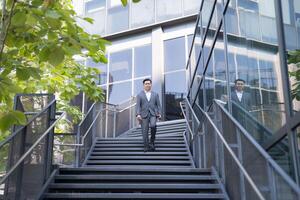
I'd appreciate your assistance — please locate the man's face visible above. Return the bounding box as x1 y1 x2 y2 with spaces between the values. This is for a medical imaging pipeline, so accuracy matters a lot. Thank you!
235 81 245 92
143 81 152 91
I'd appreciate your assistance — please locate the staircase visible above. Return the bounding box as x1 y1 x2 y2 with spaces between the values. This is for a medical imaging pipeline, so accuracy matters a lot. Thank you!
41 120 228 199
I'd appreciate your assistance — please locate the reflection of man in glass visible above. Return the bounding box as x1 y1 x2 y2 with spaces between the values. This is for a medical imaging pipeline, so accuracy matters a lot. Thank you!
136 79 162 152
231 79 252 127
232 79 251 110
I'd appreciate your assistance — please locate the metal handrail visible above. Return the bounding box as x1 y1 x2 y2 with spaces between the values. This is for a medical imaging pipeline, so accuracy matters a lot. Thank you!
62 108 103 147
0 111 66 185
118 103 136 113
182 98 266 200
214 100 300 196
179 102 195 141
0 98 56 148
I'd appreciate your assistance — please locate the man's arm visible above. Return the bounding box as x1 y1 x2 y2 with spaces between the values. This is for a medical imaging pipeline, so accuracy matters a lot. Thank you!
156 93 162 117
136 94 141 116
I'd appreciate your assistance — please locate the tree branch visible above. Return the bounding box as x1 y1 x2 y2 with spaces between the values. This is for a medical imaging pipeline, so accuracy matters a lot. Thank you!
0 0 17 62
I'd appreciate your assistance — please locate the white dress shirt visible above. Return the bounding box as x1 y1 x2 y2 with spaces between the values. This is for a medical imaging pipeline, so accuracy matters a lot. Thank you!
144 90 151 101
235 90 243 102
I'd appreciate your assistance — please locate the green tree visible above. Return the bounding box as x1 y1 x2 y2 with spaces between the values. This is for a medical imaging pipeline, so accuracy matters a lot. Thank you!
0 0 140 138
288 50 300 101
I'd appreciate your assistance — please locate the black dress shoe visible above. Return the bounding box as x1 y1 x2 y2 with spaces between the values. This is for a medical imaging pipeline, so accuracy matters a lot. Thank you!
149 143 155 151
144 146 149 152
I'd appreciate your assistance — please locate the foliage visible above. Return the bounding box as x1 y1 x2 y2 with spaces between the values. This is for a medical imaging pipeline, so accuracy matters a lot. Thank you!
288 50 300 101
0 0 140 138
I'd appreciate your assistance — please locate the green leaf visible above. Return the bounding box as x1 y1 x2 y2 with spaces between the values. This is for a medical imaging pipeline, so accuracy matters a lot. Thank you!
11 10 27 27
16 67 31 80
0 111 26 132
26 14 37 27
121 0 128 6
45 9 61 19
48 46 65 66
83 17 94 24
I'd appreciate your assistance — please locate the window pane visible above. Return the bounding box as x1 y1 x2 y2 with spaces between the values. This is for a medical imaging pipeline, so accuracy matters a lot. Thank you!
225 7 239 35
214 48 226 81
259 59 277 90
107 0 129 34
236 54 259 87
109 49 132 82
164 37 186 72
86 58 107 85
156 0 182 22
85 0 105 13
183 0 201 15
131 0 155 28
134 45 152 78
80 9 105 35
108 81 132 104
238 9 261 40
165 71 186 120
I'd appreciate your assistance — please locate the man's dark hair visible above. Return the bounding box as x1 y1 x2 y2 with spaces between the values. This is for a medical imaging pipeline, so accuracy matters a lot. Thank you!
143 78 152 84
234 79 245 84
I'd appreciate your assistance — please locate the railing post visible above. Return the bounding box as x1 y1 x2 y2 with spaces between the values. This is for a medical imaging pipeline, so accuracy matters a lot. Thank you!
44 98 56 182
75 127 80 167
113 106 117 138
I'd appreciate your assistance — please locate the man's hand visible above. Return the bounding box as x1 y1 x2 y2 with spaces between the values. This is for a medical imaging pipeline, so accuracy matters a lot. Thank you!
157 114 162 119
136 115 142 121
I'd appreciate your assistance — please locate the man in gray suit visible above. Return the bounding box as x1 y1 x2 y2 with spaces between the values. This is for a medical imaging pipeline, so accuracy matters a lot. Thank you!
231 79 252 127
231 79 252 110
136 78 162 152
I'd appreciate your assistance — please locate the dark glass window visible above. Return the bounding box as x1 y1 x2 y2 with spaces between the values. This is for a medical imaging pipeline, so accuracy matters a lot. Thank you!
165 71 186 120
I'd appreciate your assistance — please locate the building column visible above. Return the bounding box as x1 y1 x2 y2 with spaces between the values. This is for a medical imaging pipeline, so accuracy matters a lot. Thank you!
152 27 165 120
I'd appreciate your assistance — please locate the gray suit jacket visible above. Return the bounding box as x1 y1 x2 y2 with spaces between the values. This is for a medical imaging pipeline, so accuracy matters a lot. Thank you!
231 91 252 111
136 91 162 118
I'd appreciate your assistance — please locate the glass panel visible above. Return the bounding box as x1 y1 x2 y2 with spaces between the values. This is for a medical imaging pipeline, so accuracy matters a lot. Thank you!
236 54 259 87
214 48 226 81
164 37 186 72
238 9 261 40
109 49 132 82
107 0 129 34
131 0 155 28
225 7 239 35
108 81 132 104
85 0 106 13
165 71 186 120
134 44 152 78
86 58 107 85
202 0 215 28
204 77 214 110
80 9 105 35
156 0 183 22
268 135 293 177
183 0 201 15
224 0 287 141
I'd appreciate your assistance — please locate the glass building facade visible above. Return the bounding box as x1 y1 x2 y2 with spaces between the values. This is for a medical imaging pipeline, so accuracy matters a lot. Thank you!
186 0 300 184
73 0 200 120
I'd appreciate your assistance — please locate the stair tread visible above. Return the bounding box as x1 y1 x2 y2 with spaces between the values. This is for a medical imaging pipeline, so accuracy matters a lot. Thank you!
43 192 226 199
49 183 221 189
87 156 190 160
55 175 216 180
